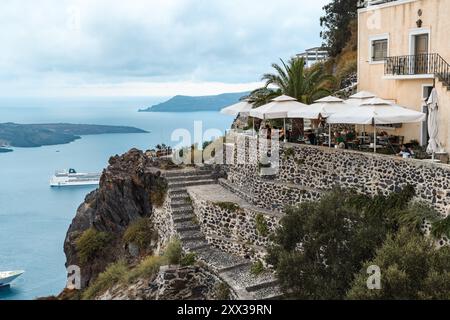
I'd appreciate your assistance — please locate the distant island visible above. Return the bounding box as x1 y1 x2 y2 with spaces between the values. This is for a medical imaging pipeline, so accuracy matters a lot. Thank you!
0 123 148 150
139 91 250 112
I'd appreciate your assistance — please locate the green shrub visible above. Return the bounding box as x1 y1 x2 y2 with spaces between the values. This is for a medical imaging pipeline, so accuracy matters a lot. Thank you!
215 283 231 300
432 215 450 239
126 255 166 283
347 227 450 300
82 261 128 300
180 253 197 266
215 202 240 212
123 218 156 251
250 261 265 276
268 186 416 299
75 228 111 265
255 214 269 237
164 239 182 265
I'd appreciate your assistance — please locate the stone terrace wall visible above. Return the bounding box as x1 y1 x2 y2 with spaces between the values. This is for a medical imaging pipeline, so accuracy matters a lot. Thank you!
225 133 450 216
188 186 280 262
152 197 176 251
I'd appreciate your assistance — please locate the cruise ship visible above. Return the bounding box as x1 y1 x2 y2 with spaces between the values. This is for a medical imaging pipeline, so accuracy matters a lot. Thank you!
50 169 101 187
0 271 24 287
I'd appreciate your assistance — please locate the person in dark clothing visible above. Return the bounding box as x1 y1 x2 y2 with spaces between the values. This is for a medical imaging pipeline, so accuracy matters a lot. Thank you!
307 130 317 145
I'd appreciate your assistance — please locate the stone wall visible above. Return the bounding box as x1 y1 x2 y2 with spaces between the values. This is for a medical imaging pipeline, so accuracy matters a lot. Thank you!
224 133 450 216
187 185 281 261
147 265 235 300
152 197 176 251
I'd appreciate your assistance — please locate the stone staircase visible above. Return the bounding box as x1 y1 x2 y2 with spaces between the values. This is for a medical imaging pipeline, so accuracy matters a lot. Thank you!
164 168 283 300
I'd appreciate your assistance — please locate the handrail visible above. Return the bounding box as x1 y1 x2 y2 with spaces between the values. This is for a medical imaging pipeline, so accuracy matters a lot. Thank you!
385 53 450 86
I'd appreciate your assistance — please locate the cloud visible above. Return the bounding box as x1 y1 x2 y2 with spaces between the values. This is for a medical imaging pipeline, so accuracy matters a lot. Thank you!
0 0 328 97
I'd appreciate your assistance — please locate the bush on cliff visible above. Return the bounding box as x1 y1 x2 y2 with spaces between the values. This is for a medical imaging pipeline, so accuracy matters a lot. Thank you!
164 238 182 265
123 218 157 252
82 260 129 300
347 227 450 300
75 228 111 265
126 255 167 283
267 186 418 299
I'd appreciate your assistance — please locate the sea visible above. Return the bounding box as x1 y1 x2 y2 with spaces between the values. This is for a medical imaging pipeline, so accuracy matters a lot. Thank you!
0 97 233 300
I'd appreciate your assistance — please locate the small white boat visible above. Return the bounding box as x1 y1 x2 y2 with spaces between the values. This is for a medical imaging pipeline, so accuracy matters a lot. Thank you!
50 168 101 187
0 271 24 287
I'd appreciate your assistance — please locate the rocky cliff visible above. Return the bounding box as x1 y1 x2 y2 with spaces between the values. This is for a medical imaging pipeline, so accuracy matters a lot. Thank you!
64 148 167 289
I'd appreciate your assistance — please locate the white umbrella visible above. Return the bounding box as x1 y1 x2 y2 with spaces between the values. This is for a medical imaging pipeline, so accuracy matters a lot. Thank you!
427 88 440 160
220 99 255 135
328 98 426 152
250 95 308 142
220 99 253 116
287 96 353 147
287 96 351 119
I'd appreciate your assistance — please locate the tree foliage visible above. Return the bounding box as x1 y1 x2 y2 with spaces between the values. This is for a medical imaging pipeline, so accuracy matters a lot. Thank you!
320 0 359 57
347 228 450 300
267 186 425 299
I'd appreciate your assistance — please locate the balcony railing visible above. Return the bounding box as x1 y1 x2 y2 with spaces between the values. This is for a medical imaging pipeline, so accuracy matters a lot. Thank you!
385 53 450 86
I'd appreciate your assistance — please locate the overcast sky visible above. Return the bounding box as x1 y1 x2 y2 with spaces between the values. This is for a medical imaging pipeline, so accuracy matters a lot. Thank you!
0 0 329 98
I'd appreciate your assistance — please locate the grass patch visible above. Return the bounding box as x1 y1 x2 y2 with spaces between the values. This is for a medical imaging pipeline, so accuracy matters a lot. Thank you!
250 261 265 276
150 179 168 208
164 238 182 265
82 260 128 300
126 255 167 283
123 218 157 251
215 283 231 300
75 228 111 265
180 252 197 266
255 214 269 237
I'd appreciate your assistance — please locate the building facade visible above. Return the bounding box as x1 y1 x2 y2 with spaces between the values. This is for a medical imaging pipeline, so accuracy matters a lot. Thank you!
358 0 450 151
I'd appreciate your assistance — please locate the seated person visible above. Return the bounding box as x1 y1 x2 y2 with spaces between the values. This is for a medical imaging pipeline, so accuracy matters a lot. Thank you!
335 132 346 147
307 130 317 145
279 128 286 140
397 145 412 159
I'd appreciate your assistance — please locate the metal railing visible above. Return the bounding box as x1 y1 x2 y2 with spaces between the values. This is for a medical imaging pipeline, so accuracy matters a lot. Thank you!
385 53 450 86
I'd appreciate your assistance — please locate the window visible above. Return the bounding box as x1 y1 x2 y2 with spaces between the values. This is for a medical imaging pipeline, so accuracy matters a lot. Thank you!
371 39 388 62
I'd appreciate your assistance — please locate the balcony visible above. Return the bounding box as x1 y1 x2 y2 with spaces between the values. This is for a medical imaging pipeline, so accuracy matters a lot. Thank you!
384 53 450 84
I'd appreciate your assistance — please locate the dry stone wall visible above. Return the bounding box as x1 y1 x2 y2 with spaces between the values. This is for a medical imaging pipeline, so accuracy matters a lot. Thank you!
224 133 450 216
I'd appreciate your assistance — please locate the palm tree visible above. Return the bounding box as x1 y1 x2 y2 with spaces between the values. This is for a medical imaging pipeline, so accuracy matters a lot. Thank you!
246 57 335 139
259 57 335 104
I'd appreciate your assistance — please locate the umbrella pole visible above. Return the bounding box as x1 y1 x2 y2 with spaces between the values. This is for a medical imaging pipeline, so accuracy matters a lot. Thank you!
284 118 287 142
329 124 332 148
374 124 377 153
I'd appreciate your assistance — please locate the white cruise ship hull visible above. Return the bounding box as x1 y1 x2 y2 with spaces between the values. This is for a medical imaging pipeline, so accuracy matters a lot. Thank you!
50 169 101 187
0 271 24 287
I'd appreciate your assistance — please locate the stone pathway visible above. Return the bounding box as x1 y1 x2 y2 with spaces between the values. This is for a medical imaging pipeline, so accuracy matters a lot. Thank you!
164 168 283 300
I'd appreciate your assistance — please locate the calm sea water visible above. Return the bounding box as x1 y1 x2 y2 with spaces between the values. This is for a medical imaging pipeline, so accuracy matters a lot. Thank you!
0 97 233 300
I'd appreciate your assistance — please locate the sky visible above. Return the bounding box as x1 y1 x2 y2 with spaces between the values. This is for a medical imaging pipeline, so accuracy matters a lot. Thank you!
0 0 329 98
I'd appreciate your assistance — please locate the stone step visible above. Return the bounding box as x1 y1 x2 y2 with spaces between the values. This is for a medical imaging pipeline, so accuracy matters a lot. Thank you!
166 174 214 183
172 206 194 214
250 286 284 300
170 192 190 199
170 201 192 209
219 264 278 293
174 221 200 233
195 246 249 273
182 239 210 252
168 179 216 189
178 229 205 242
165 170 213 178
172 213 196 223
